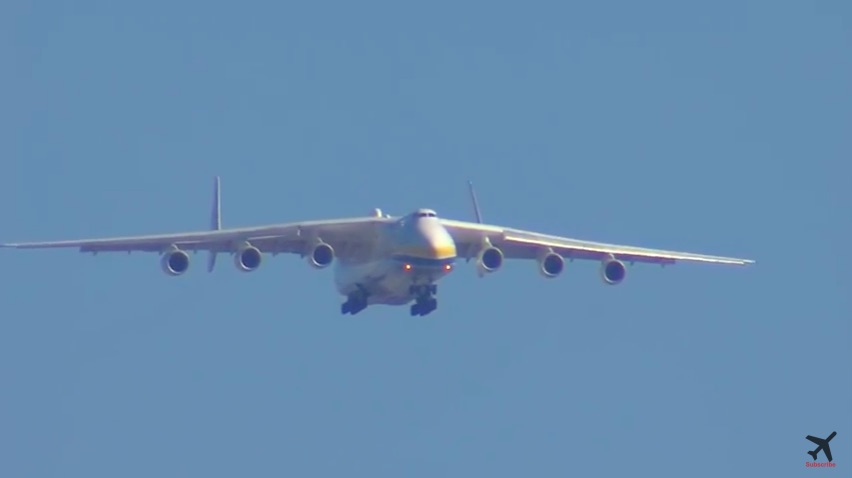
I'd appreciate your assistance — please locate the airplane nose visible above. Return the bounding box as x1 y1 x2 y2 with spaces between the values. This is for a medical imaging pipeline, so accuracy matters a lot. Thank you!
424 224 457 259
401 221 457 260
428 233 457 259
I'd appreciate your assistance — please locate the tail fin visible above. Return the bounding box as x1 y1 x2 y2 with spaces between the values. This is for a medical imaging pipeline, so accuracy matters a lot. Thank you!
808 450 819 461
467 180 483 224
207 176 222 272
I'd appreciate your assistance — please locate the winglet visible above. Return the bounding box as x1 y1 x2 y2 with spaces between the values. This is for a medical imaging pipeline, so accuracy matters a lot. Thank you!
207 176 222 272
468 180 483 224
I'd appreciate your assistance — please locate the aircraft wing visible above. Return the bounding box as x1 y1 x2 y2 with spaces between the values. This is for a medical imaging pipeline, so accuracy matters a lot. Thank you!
1 217 390 258
806 436 826 446
823 444 832 462
440 219 755 266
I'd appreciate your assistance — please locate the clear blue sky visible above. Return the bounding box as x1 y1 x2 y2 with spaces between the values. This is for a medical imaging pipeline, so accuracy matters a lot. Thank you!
2 1 849 476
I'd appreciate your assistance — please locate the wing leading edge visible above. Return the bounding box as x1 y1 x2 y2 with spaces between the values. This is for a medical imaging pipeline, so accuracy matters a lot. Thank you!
1 217 390 257
5 217 752 266
441 219 754 266
3 176 754 277
1 176 395 256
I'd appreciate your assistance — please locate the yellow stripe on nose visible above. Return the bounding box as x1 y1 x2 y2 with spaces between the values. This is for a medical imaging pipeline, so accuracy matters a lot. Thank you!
397 242 457 260
432 242 457 259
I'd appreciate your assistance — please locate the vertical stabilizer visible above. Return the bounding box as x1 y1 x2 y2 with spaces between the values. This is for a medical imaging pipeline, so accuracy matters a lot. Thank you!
207 176 221 272
468 180 483 224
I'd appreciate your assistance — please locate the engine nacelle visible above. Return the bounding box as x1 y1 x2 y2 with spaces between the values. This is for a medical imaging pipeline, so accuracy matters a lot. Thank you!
308 242 334 269
538 251 565 278
161 249 190 276
600 258 627 285
476 246 504 275
234 245 262 272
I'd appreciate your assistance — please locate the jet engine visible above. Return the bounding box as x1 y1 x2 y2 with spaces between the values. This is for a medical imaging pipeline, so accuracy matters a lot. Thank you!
161 249 190 276
600 258 627 285
476 246 504 275
538 251 565 278
234 244 262 272
308 242 334 269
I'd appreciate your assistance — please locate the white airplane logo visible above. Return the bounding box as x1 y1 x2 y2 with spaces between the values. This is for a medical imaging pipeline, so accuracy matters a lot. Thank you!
2 179 755 316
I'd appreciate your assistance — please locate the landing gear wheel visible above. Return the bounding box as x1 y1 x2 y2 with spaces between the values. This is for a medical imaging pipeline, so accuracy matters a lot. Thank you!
411 297 437 316
342 286 368 315
343 299 367 315
409 282 438 316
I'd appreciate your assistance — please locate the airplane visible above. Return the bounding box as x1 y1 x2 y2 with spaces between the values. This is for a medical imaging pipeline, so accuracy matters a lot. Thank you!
1 178 755 316
807 431 836 462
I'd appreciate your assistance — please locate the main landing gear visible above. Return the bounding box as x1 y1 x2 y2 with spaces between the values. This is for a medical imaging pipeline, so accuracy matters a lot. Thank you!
409 284 437 317
341 284 439 317
341 285 368 315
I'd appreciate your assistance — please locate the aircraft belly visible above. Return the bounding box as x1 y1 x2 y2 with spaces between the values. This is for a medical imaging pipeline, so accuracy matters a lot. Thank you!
334 258 446 305
334 260 383 294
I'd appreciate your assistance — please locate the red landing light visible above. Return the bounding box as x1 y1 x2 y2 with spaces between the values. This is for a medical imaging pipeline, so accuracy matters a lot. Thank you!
403 264 412 271
444 264 452 271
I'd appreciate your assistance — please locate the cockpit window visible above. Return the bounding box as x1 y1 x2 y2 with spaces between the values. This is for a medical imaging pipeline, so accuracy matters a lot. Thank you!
415 210 437 218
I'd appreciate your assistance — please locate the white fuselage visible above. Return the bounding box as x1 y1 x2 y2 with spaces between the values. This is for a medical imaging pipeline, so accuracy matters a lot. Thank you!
333 210 457 305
